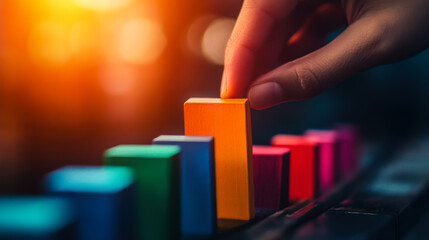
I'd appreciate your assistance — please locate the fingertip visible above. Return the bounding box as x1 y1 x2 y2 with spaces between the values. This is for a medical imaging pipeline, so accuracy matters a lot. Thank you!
220 88 228 99
223 44 256 99
247 82 284 109
220 76 246 99
220 76 228 98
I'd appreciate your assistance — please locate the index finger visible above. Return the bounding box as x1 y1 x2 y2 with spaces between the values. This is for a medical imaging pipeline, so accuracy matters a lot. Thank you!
221 0 298 98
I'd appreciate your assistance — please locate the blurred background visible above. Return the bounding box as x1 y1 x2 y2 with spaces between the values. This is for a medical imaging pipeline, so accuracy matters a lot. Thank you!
0 0 428 194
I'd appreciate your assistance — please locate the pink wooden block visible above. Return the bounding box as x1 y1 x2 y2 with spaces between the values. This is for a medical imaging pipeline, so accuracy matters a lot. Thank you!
252 146 290 210
305 130 339 193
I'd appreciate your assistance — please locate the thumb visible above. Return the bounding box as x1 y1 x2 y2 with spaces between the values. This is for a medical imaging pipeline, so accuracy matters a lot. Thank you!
247 16 392 109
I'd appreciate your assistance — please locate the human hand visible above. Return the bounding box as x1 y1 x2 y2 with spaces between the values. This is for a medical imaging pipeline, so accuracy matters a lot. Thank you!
221 0 429 109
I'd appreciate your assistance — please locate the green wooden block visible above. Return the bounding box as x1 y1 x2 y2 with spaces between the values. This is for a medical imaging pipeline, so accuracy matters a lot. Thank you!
104 145 181 240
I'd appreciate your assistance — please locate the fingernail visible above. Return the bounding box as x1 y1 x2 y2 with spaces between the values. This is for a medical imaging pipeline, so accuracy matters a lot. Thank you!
248 82 284 109
220 76 228 98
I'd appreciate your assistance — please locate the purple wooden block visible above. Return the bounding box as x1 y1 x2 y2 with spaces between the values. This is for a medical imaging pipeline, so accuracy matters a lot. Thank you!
335 124 360 181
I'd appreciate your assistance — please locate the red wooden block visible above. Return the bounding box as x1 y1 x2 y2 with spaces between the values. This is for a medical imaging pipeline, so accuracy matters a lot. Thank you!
252 146 290 210
271 135 319 201
305 130 340 193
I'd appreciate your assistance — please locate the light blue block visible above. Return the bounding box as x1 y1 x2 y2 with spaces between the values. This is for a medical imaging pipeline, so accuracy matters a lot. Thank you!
153 135 217 236
0 196 76 240
45 166 137 240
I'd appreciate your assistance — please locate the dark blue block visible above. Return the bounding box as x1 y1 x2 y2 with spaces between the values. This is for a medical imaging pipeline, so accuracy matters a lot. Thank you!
0 196 77 240
45 166 137 240
153 135 217 236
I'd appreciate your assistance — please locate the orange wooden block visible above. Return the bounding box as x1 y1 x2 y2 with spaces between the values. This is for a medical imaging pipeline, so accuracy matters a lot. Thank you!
184 98 254 220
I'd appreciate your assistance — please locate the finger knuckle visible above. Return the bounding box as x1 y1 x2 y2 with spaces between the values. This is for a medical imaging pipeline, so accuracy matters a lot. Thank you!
295 65 323 97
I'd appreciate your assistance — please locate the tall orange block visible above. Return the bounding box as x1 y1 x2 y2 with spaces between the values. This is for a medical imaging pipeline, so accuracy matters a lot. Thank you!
184 98 254 220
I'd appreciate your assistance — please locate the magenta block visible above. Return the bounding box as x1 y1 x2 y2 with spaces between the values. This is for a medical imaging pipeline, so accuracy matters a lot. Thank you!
305 130 339 193
253 146 290 210
335 124 360 181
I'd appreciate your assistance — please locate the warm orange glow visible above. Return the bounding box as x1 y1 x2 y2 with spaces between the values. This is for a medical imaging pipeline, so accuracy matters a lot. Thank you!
99 64 139 95
69 21 99 62
117 18 167 65
0 0 234 194
201 18 235 65
28 21 71 66
74 0 130 11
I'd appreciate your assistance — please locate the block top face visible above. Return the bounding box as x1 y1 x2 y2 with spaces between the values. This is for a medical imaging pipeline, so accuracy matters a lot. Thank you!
253 145 290 156
271 135 318 147
185 98 248 105
153 135 213 144
305 129 337 138
305 130 338 143
105 145 181 159
46 166 134 194
0 197 73 235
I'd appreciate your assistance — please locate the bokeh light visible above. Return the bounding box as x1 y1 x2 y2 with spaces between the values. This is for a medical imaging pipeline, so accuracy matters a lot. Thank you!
99 63 139 95
186 15 216 56
117 18 167 65
28 21 71 66
69 21 99 63
0 0 244 195
74 0 130 11
201 18 235 65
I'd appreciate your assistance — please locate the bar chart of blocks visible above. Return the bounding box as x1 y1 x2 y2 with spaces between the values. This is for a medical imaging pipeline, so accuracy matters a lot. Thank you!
3 97 429 240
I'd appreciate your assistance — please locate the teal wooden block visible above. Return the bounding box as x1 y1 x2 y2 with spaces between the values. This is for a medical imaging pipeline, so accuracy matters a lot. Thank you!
0 196 77 240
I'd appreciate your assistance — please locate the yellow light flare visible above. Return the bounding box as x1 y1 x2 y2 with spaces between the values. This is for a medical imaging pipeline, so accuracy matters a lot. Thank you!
69 21 99 62
28 21 71 67
117 18 167 65
74 0 130 11
201 18 235 65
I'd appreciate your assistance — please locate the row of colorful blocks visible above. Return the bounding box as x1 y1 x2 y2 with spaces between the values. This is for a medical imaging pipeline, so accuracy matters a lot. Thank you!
0 98 359 240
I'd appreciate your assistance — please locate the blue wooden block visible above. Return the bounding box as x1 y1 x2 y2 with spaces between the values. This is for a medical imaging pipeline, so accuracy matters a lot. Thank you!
0 196 77 240
45 166 137 240
153 135 217 236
